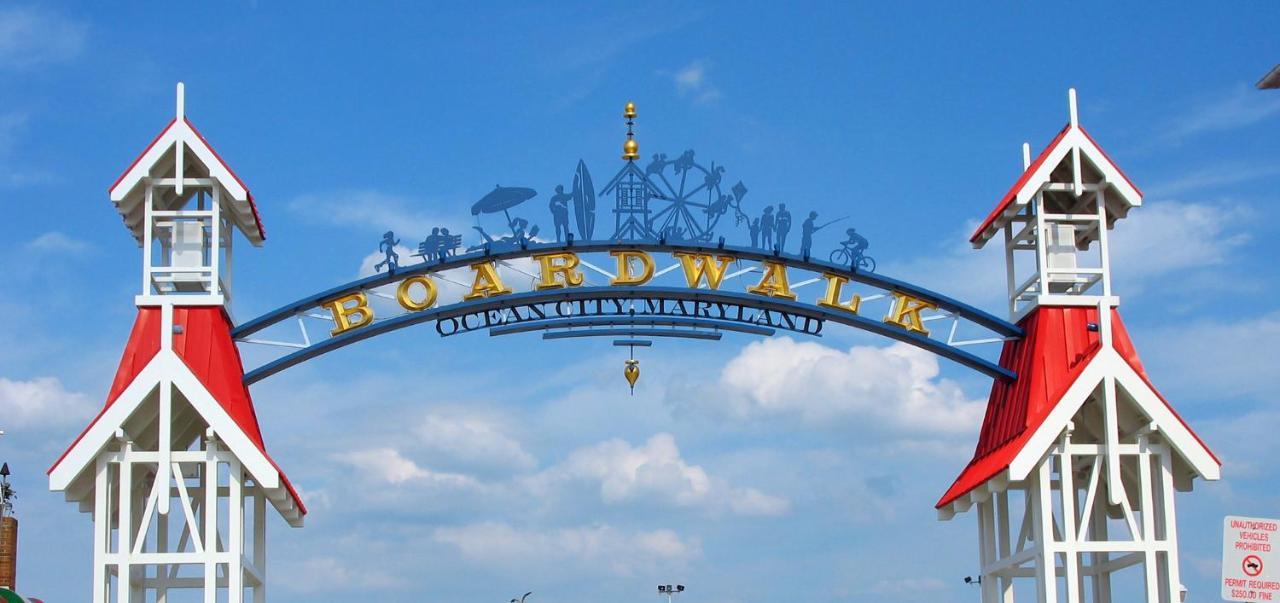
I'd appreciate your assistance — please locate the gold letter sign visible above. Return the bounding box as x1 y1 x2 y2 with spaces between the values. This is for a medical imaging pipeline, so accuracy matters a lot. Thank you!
396 275 438 311
883 291 938 335
464 261 513 300
817 273 861 314
672 252 735 290
323 292 374 336
534 252 585 290
747 261 797 300
610 250 655 286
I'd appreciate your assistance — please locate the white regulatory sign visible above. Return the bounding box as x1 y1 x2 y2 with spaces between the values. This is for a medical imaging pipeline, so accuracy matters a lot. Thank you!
1224 515 1280 601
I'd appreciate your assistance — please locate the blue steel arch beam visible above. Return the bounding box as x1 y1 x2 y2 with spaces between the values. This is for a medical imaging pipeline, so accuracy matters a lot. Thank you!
234 240 1023 385
242 286 1016 385
234 240 1021 339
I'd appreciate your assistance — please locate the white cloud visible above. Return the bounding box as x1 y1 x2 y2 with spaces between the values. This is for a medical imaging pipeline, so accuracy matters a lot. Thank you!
527 433 790 517
669 59 721 104
276 555 407 593
24 231 91 254
433 521 700 576
1165 84 1280 140
413 411 537 472
334 447 480 487
670 338 984 435
291 189 463 237
1142 311 1280 402
0 6 87 70
1109 200 1250 285
0 376 94 427
1146 163 1280 198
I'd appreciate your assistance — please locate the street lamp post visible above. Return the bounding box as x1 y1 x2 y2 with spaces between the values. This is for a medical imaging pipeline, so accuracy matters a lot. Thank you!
657 583 685 603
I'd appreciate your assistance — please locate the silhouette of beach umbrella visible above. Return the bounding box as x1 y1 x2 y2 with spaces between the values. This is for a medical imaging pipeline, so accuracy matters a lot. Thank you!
472 186 537 228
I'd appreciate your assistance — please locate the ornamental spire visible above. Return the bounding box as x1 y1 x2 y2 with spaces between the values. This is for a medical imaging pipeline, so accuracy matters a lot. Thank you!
621 101 639 161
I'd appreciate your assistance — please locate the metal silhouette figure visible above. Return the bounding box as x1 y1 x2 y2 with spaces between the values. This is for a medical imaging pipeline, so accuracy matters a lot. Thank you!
759 205 775 250
572 159 596 239
748 217 761 248
831 227 875 272
549 184 572 241
800 212 847 257
468 186 539 252
775 203 793 251
374 231 400 272
414 227 461 262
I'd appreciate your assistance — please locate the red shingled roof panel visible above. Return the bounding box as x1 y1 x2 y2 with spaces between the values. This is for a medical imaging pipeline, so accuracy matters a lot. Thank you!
48 307 304 515
937 306 1217 509
47 308 163 474
172 307 305 515
937 306 1104 508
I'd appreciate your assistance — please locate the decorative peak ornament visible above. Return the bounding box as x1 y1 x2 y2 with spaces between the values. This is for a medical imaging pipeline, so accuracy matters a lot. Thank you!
622 101 639 161
624 358 640 393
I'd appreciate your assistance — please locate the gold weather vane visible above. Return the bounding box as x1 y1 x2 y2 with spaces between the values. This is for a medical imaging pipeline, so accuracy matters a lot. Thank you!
622 101 639 161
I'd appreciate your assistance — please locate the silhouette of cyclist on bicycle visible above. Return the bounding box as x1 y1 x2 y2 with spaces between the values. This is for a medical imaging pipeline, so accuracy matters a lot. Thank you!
830 228 875 272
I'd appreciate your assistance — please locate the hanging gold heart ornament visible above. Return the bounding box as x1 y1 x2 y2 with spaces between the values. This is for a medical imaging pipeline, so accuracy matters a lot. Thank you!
624 359 640 388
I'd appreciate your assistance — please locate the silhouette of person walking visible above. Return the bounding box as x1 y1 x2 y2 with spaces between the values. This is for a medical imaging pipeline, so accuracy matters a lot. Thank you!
776 203 793 251
549 184 572 242
375 230 400 272
760 206 775 250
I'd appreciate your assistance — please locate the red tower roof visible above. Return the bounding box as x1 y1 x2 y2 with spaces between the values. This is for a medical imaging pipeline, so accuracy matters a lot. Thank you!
49 307 304 519
937 306 1216 509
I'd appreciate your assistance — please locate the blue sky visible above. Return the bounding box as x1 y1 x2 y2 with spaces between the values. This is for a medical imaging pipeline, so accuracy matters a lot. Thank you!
2 2 1279 601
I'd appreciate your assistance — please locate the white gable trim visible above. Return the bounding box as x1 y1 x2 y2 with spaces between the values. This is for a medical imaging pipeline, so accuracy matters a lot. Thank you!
50 351 280 492
109 121 248 204
1008 351 1111 480
1075 131 1142 208
1111 358 1220 479
166 353 280 489
1011 128 1142 213
49 359 165 491
1007 348 1218 481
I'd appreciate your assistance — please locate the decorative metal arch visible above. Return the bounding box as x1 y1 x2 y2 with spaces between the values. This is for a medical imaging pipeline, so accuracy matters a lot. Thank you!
233 240 1022 385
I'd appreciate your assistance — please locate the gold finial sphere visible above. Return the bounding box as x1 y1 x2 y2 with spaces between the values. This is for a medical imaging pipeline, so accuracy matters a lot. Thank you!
622 138 639 161
624 101 637 120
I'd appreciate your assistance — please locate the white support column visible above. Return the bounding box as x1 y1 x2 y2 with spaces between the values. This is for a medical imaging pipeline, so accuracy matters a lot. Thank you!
1137 434 1160 603
1096 188 1112 297
996 490 1015 603
1158 444 1182 603
979 500 1000 602
1058 441 1082 603
93 456 110 603
253 488 266 603
143 184 155 295
117 441 134 603
204 437 218 603
229 460 244 603
1033 460 1059 603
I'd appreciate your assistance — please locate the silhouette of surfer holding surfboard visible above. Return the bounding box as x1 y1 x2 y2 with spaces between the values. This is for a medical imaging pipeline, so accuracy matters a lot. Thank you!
549 184 572 241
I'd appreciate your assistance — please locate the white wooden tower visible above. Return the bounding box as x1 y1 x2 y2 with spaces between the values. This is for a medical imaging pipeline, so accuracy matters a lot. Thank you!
938 90 1220 603
48 84 304 603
